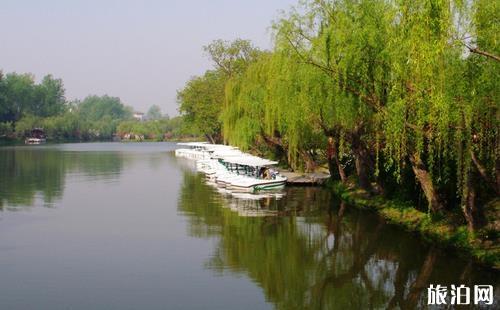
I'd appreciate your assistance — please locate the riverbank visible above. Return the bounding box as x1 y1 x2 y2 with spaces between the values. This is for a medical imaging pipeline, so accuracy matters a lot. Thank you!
0 136 203 146
329 181 500 269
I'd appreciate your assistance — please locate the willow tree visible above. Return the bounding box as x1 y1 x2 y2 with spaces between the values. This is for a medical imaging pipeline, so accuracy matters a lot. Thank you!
223 53 272 152
224 49 330 171
269 0 394 189
382 0 498 227
264 52 332 171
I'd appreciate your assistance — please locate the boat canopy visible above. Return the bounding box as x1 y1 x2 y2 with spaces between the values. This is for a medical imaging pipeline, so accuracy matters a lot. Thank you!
177 142 237 150
205 145 238 151
211 149 244 158
223 156 278 167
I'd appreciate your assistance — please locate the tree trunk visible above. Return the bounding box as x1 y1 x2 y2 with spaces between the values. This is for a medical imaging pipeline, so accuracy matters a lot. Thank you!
409 153 443 213
205 134 216 144
471 150 499 195
462 166 480 232
497 157 500 196
354 149 372 192
299 150 316 172
335 156 347 183
327 136 347 183
260 130 287 160
351 129 373 193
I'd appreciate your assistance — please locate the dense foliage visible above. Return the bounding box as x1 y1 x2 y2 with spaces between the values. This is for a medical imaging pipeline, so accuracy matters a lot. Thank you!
178 0 499 231
5 94 133 140
0 72 66 124
0 72 192 141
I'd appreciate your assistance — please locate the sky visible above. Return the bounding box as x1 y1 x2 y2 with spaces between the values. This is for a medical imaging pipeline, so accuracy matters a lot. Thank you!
0 0 296 116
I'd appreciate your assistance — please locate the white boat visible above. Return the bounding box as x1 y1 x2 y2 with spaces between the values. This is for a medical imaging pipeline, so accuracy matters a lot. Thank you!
25 137 46 144
215 156 287 193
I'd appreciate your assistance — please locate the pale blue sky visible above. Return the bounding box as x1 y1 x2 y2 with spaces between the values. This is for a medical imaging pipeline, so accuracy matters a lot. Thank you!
0 0 296 116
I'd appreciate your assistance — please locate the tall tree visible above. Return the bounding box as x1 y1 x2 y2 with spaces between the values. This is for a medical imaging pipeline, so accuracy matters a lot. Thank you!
146 105 162 120
177 70 225 143
204 39 261 77
76 95 131 122
1 73 36 123
31 74 66 117
177 39 262 143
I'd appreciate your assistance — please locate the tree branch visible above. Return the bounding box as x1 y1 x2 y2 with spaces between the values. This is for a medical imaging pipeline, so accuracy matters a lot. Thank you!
466 45 500 62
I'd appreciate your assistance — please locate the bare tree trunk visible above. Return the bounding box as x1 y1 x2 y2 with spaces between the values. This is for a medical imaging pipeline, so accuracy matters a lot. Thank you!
409 153 443 213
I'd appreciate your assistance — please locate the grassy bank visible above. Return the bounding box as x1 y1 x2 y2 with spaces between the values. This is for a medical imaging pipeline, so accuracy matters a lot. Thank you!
328 181 500 269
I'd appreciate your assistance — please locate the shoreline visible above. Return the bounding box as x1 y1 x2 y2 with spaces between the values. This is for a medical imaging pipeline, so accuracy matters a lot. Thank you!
328 181 500 270
0 137 202 146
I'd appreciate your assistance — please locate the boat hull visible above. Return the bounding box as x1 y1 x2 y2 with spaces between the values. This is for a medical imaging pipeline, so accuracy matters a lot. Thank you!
25 138 46 144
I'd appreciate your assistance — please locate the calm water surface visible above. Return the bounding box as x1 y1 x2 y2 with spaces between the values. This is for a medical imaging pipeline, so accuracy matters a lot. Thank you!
0 142 498 309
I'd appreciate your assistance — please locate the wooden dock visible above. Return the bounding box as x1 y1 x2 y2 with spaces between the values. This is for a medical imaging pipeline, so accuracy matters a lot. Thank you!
277 169 330 185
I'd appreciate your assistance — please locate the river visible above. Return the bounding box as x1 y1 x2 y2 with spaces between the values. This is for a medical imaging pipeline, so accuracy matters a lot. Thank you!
0 142 497 309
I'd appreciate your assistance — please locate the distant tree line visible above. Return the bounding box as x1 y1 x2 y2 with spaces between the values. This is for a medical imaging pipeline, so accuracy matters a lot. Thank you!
176 0 499 232
117 116 189 141
0 71 194 141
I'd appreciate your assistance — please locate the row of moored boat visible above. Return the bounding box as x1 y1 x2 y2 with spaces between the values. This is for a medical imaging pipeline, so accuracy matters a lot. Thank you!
175 142 287 193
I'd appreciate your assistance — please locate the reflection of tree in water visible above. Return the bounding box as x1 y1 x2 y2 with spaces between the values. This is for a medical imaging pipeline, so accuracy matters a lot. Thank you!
178 170 499 309
177 170 225 237
0 148 126 208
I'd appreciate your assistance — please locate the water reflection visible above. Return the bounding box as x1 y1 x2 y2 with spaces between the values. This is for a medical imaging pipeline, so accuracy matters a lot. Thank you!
0 146 126 209
178 169 499 309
